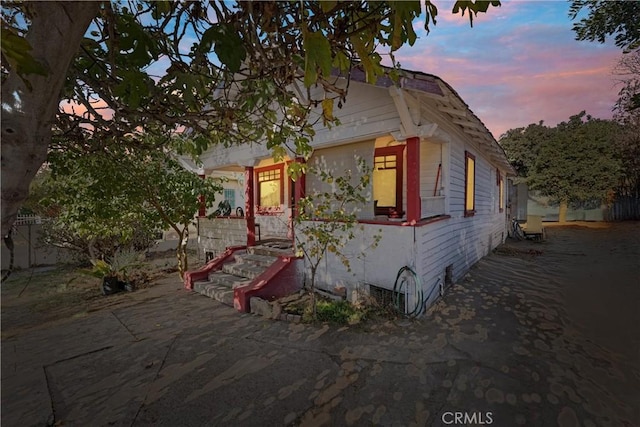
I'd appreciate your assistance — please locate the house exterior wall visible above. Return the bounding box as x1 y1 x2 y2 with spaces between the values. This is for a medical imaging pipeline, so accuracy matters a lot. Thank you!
299 133 508 315
198 217 246 257
310 84 401 148
298 221 418 303
306 141 376 219
416 138 507 292
193 76 513 315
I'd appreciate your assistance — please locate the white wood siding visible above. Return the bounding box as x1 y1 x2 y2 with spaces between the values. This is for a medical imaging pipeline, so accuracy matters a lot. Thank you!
299 223 418 304
200 83 401 169
420 140 445 199
311 84 401 148
415 138 507 306
306 141 376 219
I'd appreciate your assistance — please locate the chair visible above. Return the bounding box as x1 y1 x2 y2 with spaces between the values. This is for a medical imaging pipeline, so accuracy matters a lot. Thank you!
522 215 545 241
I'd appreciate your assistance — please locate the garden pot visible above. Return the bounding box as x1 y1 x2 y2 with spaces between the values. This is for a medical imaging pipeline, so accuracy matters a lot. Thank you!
101 277 135 295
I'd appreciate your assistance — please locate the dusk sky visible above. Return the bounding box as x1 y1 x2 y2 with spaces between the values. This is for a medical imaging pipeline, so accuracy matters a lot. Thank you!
389 1 623 139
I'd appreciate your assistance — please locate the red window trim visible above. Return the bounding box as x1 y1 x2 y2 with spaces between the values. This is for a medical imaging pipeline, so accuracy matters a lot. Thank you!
374 145 405 216
255 164 284 209
464 151 476 217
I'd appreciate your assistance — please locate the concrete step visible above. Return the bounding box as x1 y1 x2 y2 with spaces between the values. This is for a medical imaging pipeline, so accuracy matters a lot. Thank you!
248 245 293 258
193 281 234 306
221 262 267 280
234 253 278 268
206 271 252 288
193 271 252 306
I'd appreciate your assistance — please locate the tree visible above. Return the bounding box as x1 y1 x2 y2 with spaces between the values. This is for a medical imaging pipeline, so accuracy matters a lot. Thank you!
31 170 158 263
294 158 380 319
569 0 640 53
499 121 554 179
613 49 640 120
35 139 223 278
1 0 500 238
500 112 622 222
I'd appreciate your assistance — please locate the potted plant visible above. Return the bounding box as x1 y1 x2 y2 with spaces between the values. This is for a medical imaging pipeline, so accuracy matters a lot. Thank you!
88 249 141 295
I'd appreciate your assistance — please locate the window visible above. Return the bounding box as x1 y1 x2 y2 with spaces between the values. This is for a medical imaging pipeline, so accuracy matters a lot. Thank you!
256 164 284 208
373 146 404 216
464 151 475 217
223 188 235 209
497 169 504 213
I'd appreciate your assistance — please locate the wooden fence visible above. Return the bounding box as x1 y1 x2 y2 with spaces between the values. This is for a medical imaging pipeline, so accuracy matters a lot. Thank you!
604 195 640 221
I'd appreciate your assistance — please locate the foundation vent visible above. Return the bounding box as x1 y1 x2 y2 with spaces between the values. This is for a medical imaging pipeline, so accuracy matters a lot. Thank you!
369 284 406 313
445 264 453 287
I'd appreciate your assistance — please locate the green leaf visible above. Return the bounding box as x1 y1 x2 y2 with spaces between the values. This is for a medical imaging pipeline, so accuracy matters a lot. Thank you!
332 51 350 72
303 31 332 87
151 1 172 20
114 70 152 109
350 35 384 84
1 27 48 88
389 1 421 50
200 24 246 73
452 1 501 27
321 98 334 125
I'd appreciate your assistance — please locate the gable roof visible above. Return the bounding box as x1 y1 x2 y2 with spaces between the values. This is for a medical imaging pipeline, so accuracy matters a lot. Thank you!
340 66 516 175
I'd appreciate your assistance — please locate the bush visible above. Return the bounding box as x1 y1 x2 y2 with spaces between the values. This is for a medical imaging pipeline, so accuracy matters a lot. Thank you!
305 299 365 324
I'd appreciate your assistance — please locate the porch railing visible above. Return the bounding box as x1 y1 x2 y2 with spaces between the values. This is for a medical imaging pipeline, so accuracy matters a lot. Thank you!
14 215 42 226
421 196 446 218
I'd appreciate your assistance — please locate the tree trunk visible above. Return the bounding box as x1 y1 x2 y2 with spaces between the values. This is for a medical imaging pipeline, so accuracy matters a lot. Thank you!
309 266 317 319
558 200 568 223
176 227 189 279
1 2 99 237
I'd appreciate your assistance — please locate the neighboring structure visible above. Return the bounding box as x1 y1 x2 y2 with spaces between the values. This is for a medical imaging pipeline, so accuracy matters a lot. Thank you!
510 183 617 222
0 215 75 269
186 67 516 314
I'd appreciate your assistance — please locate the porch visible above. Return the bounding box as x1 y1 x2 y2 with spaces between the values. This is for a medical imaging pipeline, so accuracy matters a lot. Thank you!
197 214 291 261
185 239 300 313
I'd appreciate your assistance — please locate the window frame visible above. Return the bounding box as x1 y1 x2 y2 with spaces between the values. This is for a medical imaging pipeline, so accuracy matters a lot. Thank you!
464 151 476 217
255 164 284 210
223 188 236 208
497 168 504 213
373 145 405 216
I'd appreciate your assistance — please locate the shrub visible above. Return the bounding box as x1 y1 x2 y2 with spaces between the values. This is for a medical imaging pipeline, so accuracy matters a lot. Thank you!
304 299 365 324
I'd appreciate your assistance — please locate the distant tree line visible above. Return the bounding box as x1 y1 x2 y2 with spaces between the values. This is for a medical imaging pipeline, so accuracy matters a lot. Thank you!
499 0 640 221
499 112 639 222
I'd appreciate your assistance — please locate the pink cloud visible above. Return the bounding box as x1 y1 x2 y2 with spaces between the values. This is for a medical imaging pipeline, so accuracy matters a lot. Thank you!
394 4 622 139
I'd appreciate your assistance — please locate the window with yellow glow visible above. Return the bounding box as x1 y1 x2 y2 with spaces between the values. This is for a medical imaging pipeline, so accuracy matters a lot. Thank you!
465 151 475 217
256 165 283 208
372 146 404 215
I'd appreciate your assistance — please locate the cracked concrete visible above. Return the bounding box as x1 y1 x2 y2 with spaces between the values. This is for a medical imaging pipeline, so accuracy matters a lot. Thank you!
1 223 639 426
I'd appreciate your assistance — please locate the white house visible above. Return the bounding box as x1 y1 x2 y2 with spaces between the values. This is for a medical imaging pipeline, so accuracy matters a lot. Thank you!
184 67 516 315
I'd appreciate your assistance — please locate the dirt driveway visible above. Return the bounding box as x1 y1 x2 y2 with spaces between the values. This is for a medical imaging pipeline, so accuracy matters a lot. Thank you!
1 222 639 427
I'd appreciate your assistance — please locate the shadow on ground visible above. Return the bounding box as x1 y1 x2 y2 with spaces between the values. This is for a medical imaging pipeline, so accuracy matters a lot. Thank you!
2 223 639 426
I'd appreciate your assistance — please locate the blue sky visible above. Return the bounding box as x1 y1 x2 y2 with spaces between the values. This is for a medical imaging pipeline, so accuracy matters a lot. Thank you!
389 1 622 138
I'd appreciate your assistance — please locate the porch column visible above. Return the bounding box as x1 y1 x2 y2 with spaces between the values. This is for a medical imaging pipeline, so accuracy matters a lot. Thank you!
245 166 256 246
406 136 421 222
197 174 206 217
293 158 306 219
